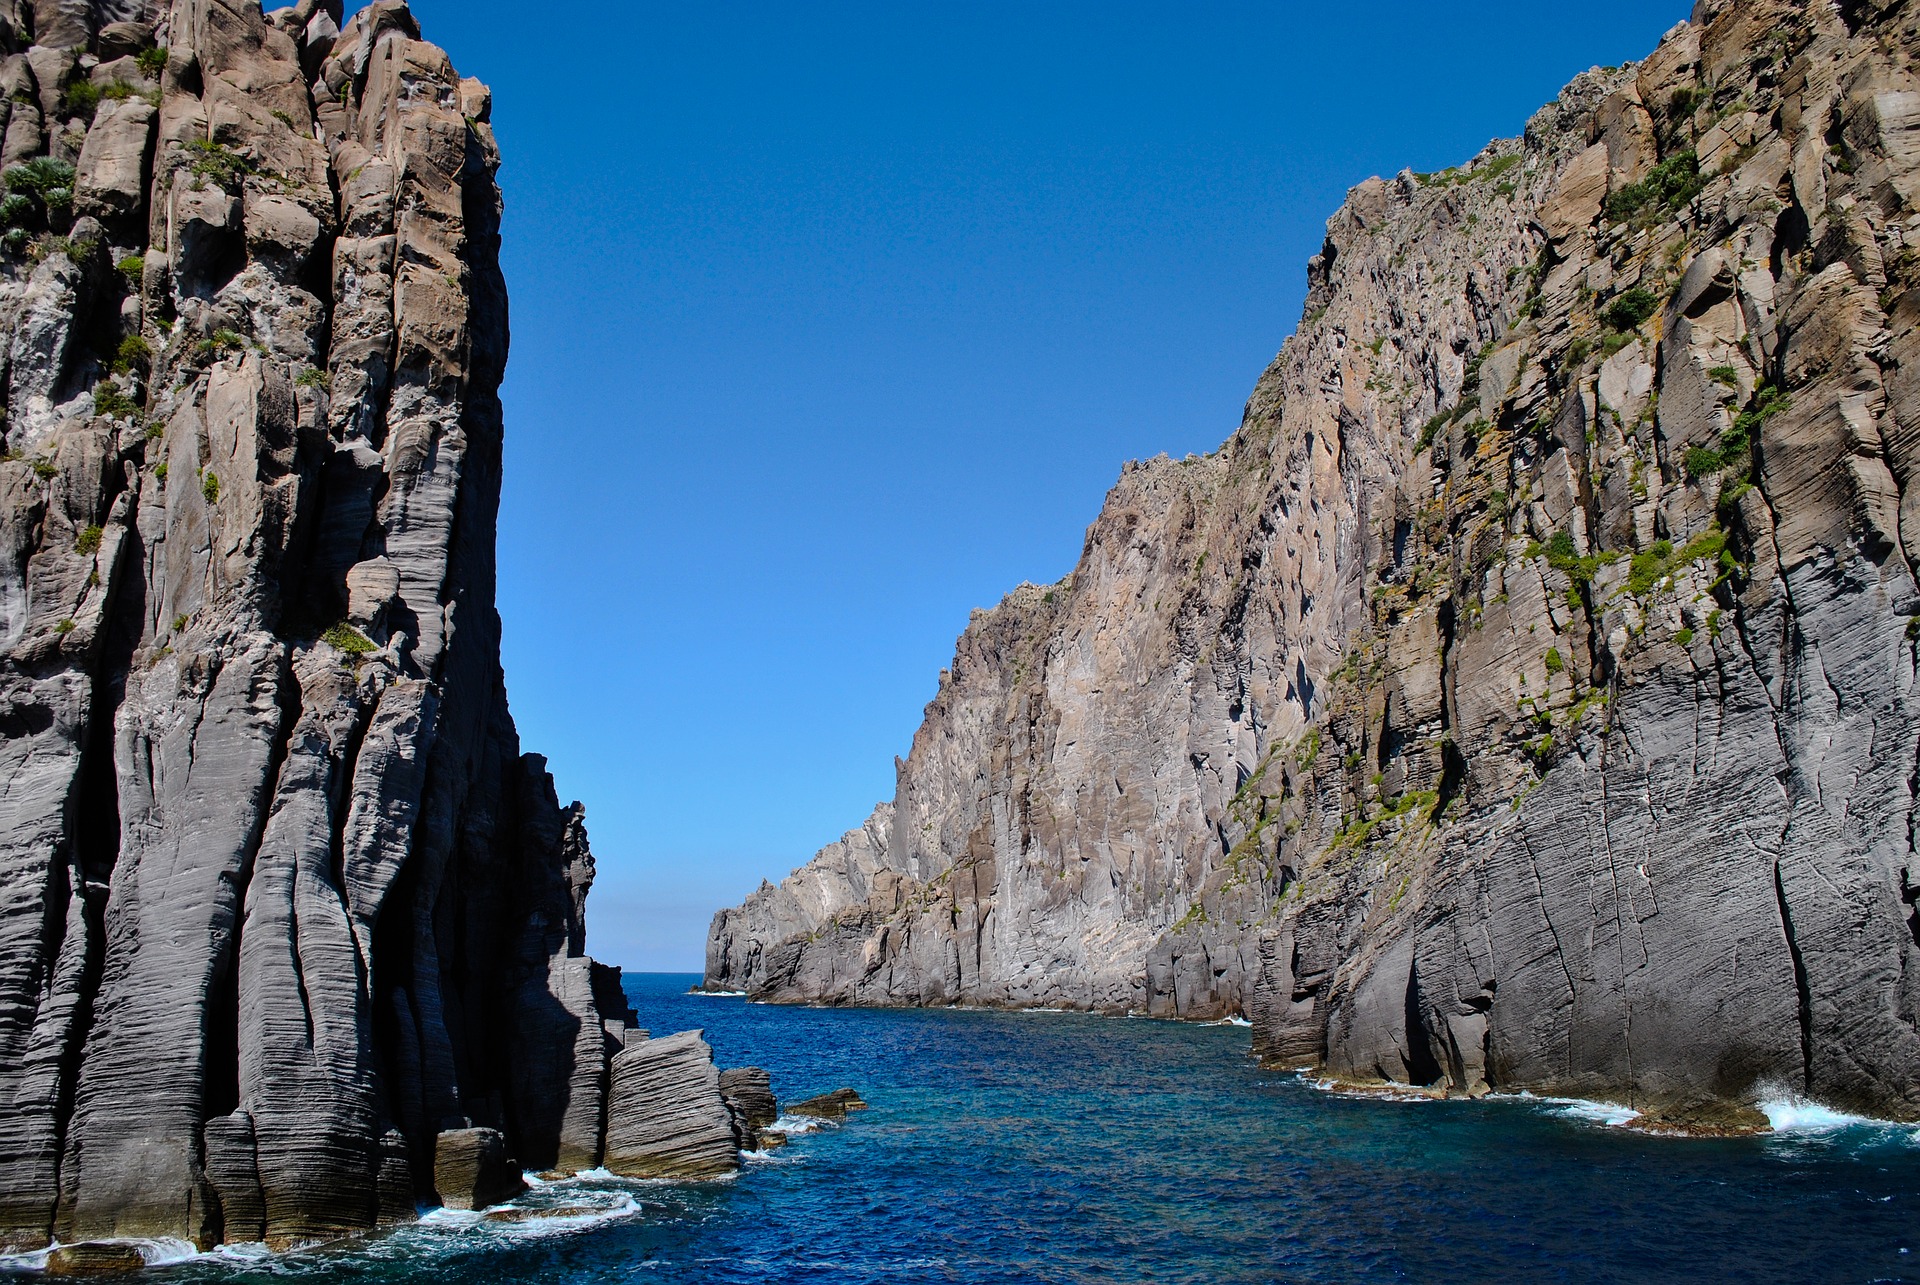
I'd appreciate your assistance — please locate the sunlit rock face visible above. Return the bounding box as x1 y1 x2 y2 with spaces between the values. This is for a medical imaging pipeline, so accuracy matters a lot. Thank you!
0 0 747 1253
711 0 1920 1126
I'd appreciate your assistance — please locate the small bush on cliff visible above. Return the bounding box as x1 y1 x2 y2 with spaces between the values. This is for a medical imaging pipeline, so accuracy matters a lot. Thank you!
136 46 169 80
112 335 151 375
75 525 102 555
1603 151 1705 226
1604 288 1659 332
1527 529 1616 586
185 139 253 190
200 471 219 503
61 80 102 120
1685 382 1789 476
4 157 75 220
92 380 138 420
322 622 377 656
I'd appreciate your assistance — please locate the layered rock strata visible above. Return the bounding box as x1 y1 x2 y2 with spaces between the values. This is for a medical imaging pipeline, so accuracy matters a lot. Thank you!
711 0 1920 1122
0 0 745 1254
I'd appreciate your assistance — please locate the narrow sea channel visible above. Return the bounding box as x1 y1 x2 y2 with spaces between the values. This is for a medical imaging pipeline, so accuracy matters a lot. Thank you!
38 973 1920 1284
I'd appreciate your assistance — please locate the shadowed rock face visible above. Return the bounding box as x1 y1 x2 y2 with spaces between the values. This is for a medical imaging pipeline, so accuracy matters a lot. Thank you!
0 0 742 1255
710 0 1920 1122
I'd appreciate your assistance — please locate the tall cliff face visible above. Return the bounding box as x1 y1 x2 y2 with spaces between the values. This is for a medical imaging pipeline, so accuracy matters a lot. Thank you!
710 0 1920 1123
0 0 740 1256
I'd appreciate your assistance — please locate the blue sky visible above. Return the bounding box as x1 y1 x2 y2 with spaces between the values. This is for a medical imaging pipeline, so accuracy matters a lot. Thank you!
374 1 1690 971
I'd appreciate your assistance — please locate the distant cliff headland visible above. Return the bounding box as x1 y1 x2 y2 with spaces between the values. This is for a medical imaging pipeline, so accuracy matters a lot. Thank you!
711 0 1920 1132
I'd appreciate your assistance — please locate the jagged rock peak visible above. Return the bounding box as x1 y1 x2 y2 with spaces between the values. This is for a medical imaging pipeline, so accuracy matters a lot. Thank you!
708 0 1920 1126
0 0 743 1255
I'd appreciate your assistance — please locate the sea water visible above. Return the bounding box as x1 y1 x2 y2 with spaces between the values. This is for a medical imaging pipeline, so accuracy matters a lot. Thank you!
17 972 1920 1284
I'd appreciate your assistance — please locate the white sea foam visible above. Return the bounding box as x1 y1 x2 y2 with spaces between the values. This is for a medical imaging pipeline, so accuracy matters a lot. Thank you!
1757 1093 1879 1133
1525 1094 1642 1128
0 1236 213 1274
689 988 747 998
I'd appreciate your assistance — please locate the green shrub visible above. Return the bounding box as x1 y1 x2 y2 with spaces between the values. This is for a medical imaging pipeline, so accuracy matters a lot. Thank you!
75 525 102 555
1676 627 1695 646
116 253 145 280
1604 288 1659 332
1544 648 1565 674
1707 366 1740 388
30 457 56 480
1687 382 1789 476
1685 444 1726 476
172 614 187 632
1627 528 1728 596
322 622 377 655
0 192 31 225
294 366 328 389
1527 528 1617 587
112 335 151 374
93 380 138 419
61 80 103 120
1416 409 1452 451
201 471 219 503
135 46 169 80
1603 151 1705 226
185 139 252 189
53 618 74 635
4 157 75 211
153 461 167 481
195 328 247 358
1669 86 1704 118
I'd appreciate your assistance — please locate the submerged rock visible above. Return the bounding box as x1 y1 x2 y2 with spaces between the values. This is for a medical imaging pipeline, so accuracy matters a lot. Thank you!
708 0 1920 1124
1632 1101 1773 1138
788 1089 869 1121
44 1242 147 1277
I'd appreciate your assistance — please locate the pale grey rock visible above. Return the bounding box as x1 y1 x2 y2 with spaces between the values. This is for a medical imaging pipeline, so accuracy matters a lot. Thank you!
711 0 1920 1125
72 96 152 225
343 554 398 627
603 1030 739 1180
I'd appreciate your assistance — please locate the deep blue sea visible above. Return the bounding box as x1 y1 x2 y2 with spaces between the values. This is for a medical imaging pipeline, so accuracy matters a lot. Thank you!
20 973 1920 1284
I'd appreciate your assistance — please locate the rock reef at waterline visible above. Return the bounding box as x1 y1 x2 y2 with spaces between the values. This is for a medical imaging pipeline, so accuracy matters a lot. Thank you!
0 0 752 1255
711 0 1920 1124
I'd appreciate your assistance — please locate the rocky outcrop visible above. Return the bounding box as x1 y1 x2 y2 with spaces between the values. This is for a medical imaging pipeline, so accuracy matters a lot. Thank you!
0 0 744 1255
601 1030 740 1180
710 0 1920 1123
718 1066 777 1151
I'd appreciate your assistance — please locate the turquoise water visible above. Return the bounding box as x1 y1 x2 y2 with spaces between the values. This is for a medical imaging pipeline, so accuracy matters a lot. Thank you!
26 973 1920 1283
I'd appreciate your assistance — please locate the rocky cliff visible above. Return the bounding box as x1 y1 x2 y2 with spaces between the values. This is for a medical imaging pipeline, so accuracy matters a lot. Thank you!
0 0 750 1256
710 0 1920 1126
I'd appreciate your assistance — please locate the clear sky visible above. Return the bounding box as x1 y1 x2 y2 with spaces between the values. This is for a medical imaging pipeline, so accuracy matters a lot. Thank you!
370 0 1691 971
